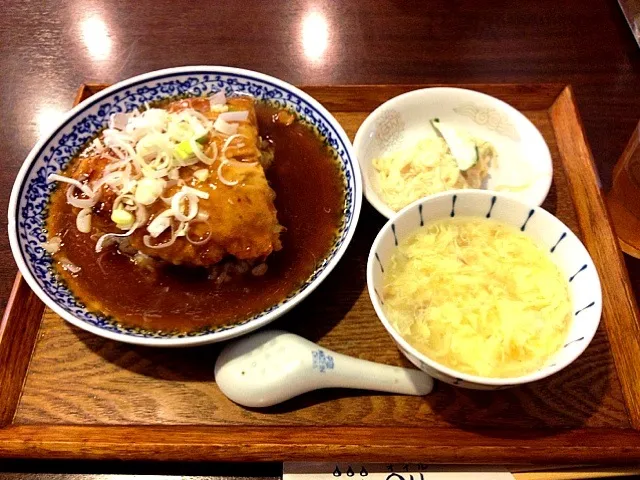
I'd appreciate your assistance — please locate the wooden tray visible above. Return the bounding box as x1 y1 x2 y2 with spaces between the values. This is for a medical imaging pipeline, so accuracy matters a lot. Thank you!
2 83 640 464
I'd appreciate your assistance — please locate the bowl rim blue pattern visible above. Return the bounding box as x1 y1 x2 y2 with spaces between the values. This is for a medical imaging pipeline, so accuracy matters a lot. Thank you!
8 66 362 347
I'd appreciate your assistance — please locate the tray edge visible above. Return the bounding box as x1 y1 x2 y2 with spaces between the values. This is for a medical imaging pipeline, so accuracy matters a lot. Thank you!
0 274 45 425
550 85 640 429
1 425 640 464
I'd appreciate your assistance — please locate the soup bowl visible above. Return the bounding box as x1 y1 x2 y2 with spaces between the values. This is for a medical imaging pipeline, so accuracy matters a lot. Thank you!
9 66 362 347
367 190 602 389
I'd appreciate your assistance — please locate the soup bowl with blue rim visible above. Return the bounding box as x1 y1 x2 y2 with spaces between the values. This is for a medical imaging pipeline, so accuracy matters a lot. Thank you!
367 190 601 389
9 66 362 347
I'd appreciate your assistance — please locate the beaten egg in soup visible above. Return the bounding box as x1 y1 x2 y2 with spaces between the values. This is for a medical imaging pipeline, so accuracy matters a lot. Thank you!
382 217 572 378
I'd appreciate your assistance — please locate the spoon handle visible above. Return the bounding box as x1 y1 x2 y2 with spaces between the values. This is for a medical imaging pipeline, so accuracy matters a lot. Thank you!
316 349 434 395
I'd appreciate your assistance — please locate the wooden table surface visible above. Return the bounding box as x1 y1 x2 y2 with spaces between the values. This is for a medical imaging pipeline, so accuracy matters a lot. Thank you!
1 0 639 476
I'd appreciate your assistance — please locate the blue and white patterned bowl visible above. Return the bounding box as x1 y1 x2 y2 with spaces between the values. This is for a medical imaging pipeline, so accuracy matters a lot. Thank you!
8 66 362 347
367 190 602 389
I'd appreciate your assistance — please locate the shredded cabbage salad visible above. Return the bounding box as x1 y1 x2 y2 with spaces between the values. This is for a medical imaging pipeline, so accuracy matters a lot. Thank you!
372 136 494 212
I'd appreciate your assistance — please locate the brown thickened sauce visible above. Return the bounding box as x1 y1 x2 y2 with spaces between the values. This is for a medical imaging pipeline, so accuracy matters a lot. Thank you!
47 102 345 333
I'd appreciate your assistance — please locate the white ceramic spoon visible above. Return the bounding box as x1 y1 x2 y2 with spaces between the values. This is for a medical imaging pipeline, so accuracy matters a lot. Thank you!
214 329 434 408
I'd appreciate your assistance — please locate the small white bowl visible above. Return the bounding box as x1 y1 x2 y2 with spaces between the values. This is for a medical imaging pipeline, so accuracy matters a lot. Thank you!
367 190 602 390
354 87 553 219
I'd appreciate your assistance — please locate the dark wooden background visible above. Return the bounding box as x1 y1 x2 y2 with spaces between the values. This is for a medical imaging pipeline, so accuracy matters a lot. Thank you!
0 0 639 476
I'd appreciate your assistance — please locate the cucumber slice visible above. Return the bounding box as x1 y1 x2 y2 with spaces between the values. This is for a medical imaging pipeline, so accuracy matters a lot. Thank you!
430 118 478 171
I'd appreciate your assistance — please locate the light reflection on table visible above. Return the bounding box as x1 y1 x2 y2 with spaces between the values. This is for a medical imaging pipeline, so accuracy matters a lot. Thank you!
80 15 112 62
35 106 67 138
301 10 329 63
